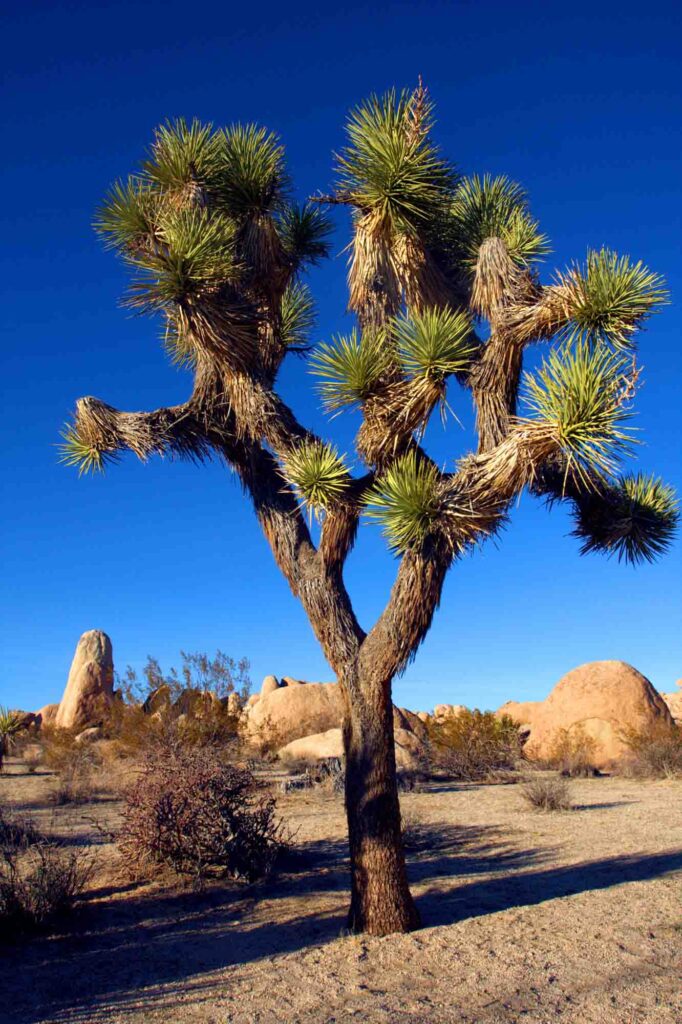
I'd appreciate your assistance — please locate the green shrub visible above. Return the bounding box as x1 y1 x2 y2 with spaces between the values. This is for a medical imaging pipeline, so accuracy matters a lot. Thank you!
620 721 682 778
545 724 598 777
426 709 522 780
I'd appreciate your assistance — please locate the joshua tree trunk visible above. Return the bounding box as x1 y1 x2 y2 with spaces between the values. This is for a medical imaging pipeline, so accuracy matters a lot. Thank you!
342 666 420 934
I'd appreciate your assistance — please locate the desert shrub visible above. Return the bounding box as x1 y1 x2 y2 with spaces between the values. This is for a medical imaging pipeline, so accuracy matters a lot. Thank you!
42 728 99 804
620 721 682 778
117 650 251 706
0 807 92 941
117 742 286 883
103 698 243 759
426 710 523 780
103 652 248 759
0 807 42 850
22 743 43 775
544 725 598 777
522 775 573 811
400 809 422 849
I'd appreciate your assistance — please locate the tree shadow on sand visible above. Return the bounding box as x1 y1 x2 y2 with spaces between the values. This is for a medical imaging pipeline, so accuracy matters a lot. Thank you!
2 821 681 1024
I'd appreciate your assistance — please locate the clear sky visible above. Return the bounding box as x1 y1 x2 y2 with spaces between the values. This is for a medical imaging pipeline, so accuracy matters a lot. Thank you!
2 0 681 714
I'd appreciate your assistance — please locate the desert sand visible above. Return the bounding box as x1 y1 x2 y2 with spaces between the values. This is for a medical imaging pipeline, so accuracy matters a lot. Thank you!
1 760 680 1024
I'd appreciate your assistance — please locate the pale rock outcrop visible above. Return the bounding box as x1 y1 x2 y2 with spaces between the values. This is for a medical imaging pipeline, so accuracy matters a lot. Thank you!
661 686 682 723
260 675 280 698
247 681 344 749
502 661 673 768
247 693 260 708
279 728 343 763
36 704 59 727
495 700 544 733
275 700 429 770
142 685 172 715
281 676 304 687
224 692 243 715
55 630 114 729
433 703 466 720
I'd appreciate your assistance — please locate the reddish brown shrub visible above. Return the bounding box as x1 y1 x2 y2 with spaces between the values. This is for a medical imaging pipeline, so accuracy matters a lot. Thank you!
117 742 286 882
0 809 92 940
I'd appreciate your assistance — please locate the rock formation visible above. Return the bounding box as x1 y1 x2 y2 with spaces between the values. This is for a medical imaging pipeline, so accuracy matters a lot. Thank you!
497 661 673 768
36 704 59 727
54 630 114 729
246 675 429 769
661 686 682 723
246 678 345 749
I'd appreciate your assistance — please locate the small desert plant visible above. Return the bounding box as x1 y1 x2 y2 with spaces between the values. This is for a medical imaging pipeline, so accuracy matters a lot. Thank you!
620 721 682 778
545 724 598 777
0 707 24 771
0 834 92 941
0 807 42 850
522 775 573 812
22 743 43 775
117 741 287 883
42 728 99 804
426 710 523 780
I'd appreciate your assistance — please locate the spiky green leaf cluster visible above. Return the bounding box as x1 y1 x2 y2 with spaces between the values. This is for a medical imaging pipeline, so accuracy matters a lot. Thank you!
310 329 393 412
560 249 668 350
280 281 316 351
278 202 333 268
448 175 549 269
575 473 679 564
336 89 457 229
523 342 635 480
282 440 350 515
58 425 119 476
0 706 23 740
364 451 441 553
216 124 288 216
125 208 240 311
142 118 223 190
95 178 157 252
394 306 475 381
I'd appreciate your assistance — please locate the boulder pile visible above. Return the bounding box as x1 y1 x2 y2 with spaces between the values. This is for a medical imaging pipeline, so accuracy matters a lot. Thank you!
497 660 674 768
244 675 430 770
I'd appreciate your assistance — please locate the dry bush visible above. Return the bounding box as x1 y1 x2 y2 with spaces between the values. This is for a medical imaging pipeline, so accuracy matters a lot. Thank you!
426 710 523 780
544 725 598 777
22 743 44 775
620 721 682 779
117 741 287 883
0 809 92 941
0 807 42 850
41 728 99 804
522 775 573 812
103 695 243 760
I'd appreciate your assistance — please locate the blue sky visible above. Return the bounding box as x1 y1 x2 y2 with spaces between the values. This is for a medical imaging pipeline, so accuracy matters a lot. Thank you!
2 0 681 713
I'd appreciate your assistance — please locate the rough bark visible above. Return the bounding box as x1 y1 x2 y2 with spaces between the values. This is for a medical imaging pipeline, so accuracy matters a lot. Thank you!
341 666 420 935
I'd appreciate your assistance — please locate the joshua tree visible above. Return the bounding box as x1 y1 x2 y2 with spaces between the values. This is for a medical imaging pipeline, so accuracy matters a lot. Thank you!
0 707 23 771
61 85 677 934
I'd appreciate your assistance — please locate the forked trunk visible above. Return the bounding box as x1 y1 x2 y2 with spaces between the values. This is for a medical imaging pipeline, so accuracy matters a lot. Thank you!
341 668 420 935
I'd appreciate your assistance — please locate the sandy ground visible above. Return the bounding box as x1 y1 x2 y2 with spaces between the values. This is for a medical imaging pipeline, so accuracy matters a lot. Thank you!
1 761 680 1024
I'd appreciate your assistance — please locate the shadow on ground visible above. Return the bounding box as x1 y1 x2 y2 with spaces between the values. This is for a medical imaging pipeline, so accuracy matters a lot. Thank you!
3 819 681 1024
